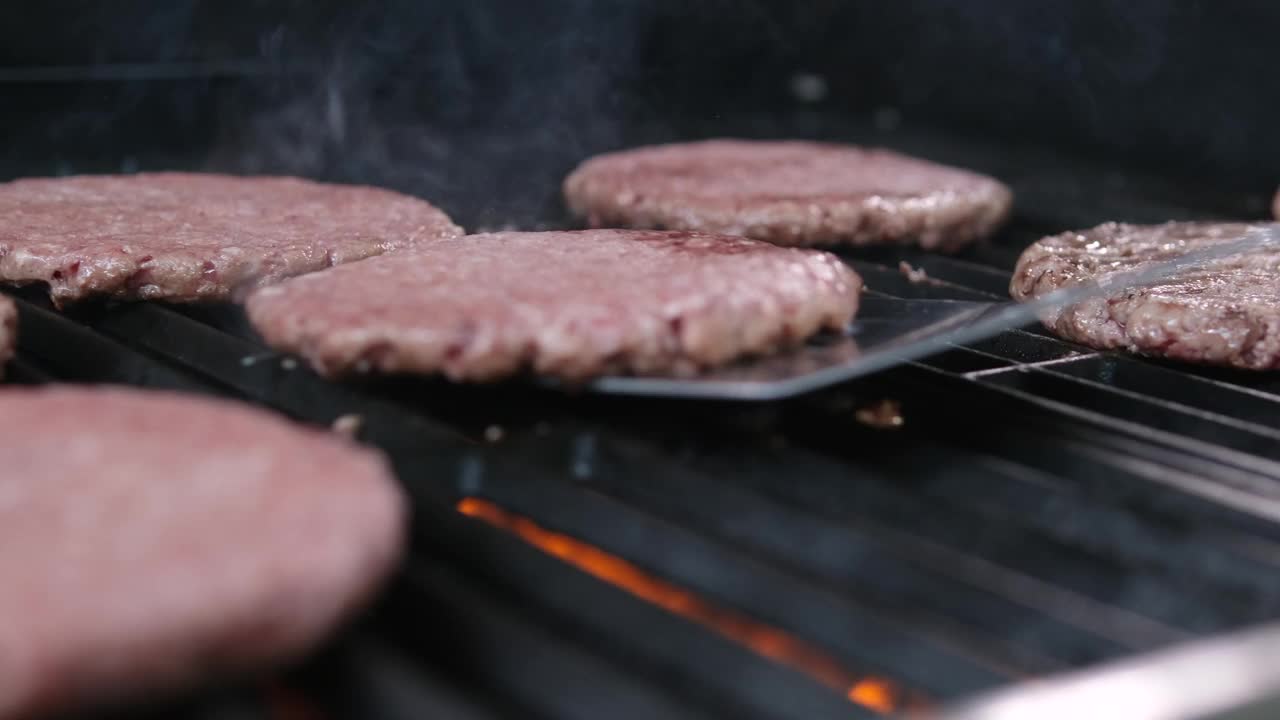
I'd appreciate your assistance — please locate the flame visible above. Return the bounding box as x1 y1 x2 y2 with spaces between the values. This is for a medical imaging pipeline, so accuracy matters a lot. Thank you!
457 497 914 714
849 678 898 714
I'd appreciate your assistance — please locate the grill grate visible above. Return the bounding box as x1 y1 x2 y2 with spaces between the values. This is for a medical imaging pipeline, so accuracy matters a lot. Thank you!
4 121 1280 719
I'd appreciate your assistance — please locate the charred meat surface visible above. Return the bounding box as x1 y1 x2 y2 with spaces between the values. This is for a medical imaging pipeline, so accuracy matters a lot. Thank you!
246 229 862 382
564 139 1012 251
0 173 462 306
1011 221 1280 369
0 386 405 719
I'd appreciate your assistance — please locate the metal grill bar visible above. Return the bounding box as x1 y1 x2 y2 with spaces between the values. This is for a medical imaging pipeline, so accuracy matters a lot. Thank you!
470 461 1013 697
386 560 715 720
561 438 1157 669
292 635 503 720
654 435 1272 636
411 502 865 719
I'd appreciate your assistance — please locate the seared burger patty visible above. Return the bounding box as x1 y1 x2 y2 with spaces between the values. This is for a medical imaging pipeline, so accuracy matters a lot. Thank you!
246 229 863 382
1011 221 1280 369
0 386 405 718
0 173 462 306
563 139 1012 251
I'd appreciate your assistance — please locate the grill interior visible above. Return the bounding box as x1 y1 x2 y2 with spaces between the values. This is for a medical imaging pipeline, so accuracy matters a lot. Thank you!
4 113 1280 719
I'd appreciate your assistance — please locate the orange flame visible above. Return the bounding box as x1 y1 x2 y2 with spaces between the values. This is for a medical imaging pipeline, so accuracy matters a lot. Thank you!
457 497 913 714
849 678 898 714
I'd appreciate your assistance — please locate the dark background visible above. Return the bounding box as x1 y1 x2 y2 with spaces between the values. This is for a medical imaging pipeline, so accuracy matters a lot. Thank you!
0 1 1276 228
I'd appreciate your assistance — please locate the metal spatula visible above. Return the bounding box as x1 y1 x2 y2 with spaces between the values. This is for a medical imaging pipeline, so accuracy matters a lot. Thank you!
577 224 1280 401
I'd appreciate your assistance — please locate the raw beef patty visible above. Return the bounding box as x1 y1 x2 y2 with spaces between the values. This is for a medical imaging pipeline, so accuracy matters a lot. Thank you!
1011 221 1280 369
0 173 462 306
0 386 405 719
563 139 1012 251
246 229 863 382
0 296 14 378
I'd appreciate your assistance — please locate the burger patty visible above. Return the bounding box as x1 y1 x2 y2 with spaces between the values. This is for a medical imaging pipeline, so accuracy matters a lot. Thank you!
0 296 14 378
0 173 462 306
246 229 863 382
1010 221 1280 369
563 139 1012 251
0 386 405 718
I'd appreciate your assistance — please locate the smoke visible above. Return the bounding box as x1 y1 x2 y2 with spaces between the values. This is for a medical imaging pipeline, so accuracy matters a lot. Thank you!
3 2 1276 193
206 1 654 230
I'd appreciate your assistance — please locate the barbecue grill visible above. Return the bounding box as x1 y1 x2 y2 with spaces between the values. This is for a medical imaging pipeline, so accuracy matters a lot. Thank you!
3 3 1280 719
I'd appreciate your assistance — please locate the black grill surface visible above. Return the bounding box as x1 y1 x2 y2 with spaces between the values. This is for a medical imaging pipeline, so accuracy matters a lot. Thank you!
5 118 1280 720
